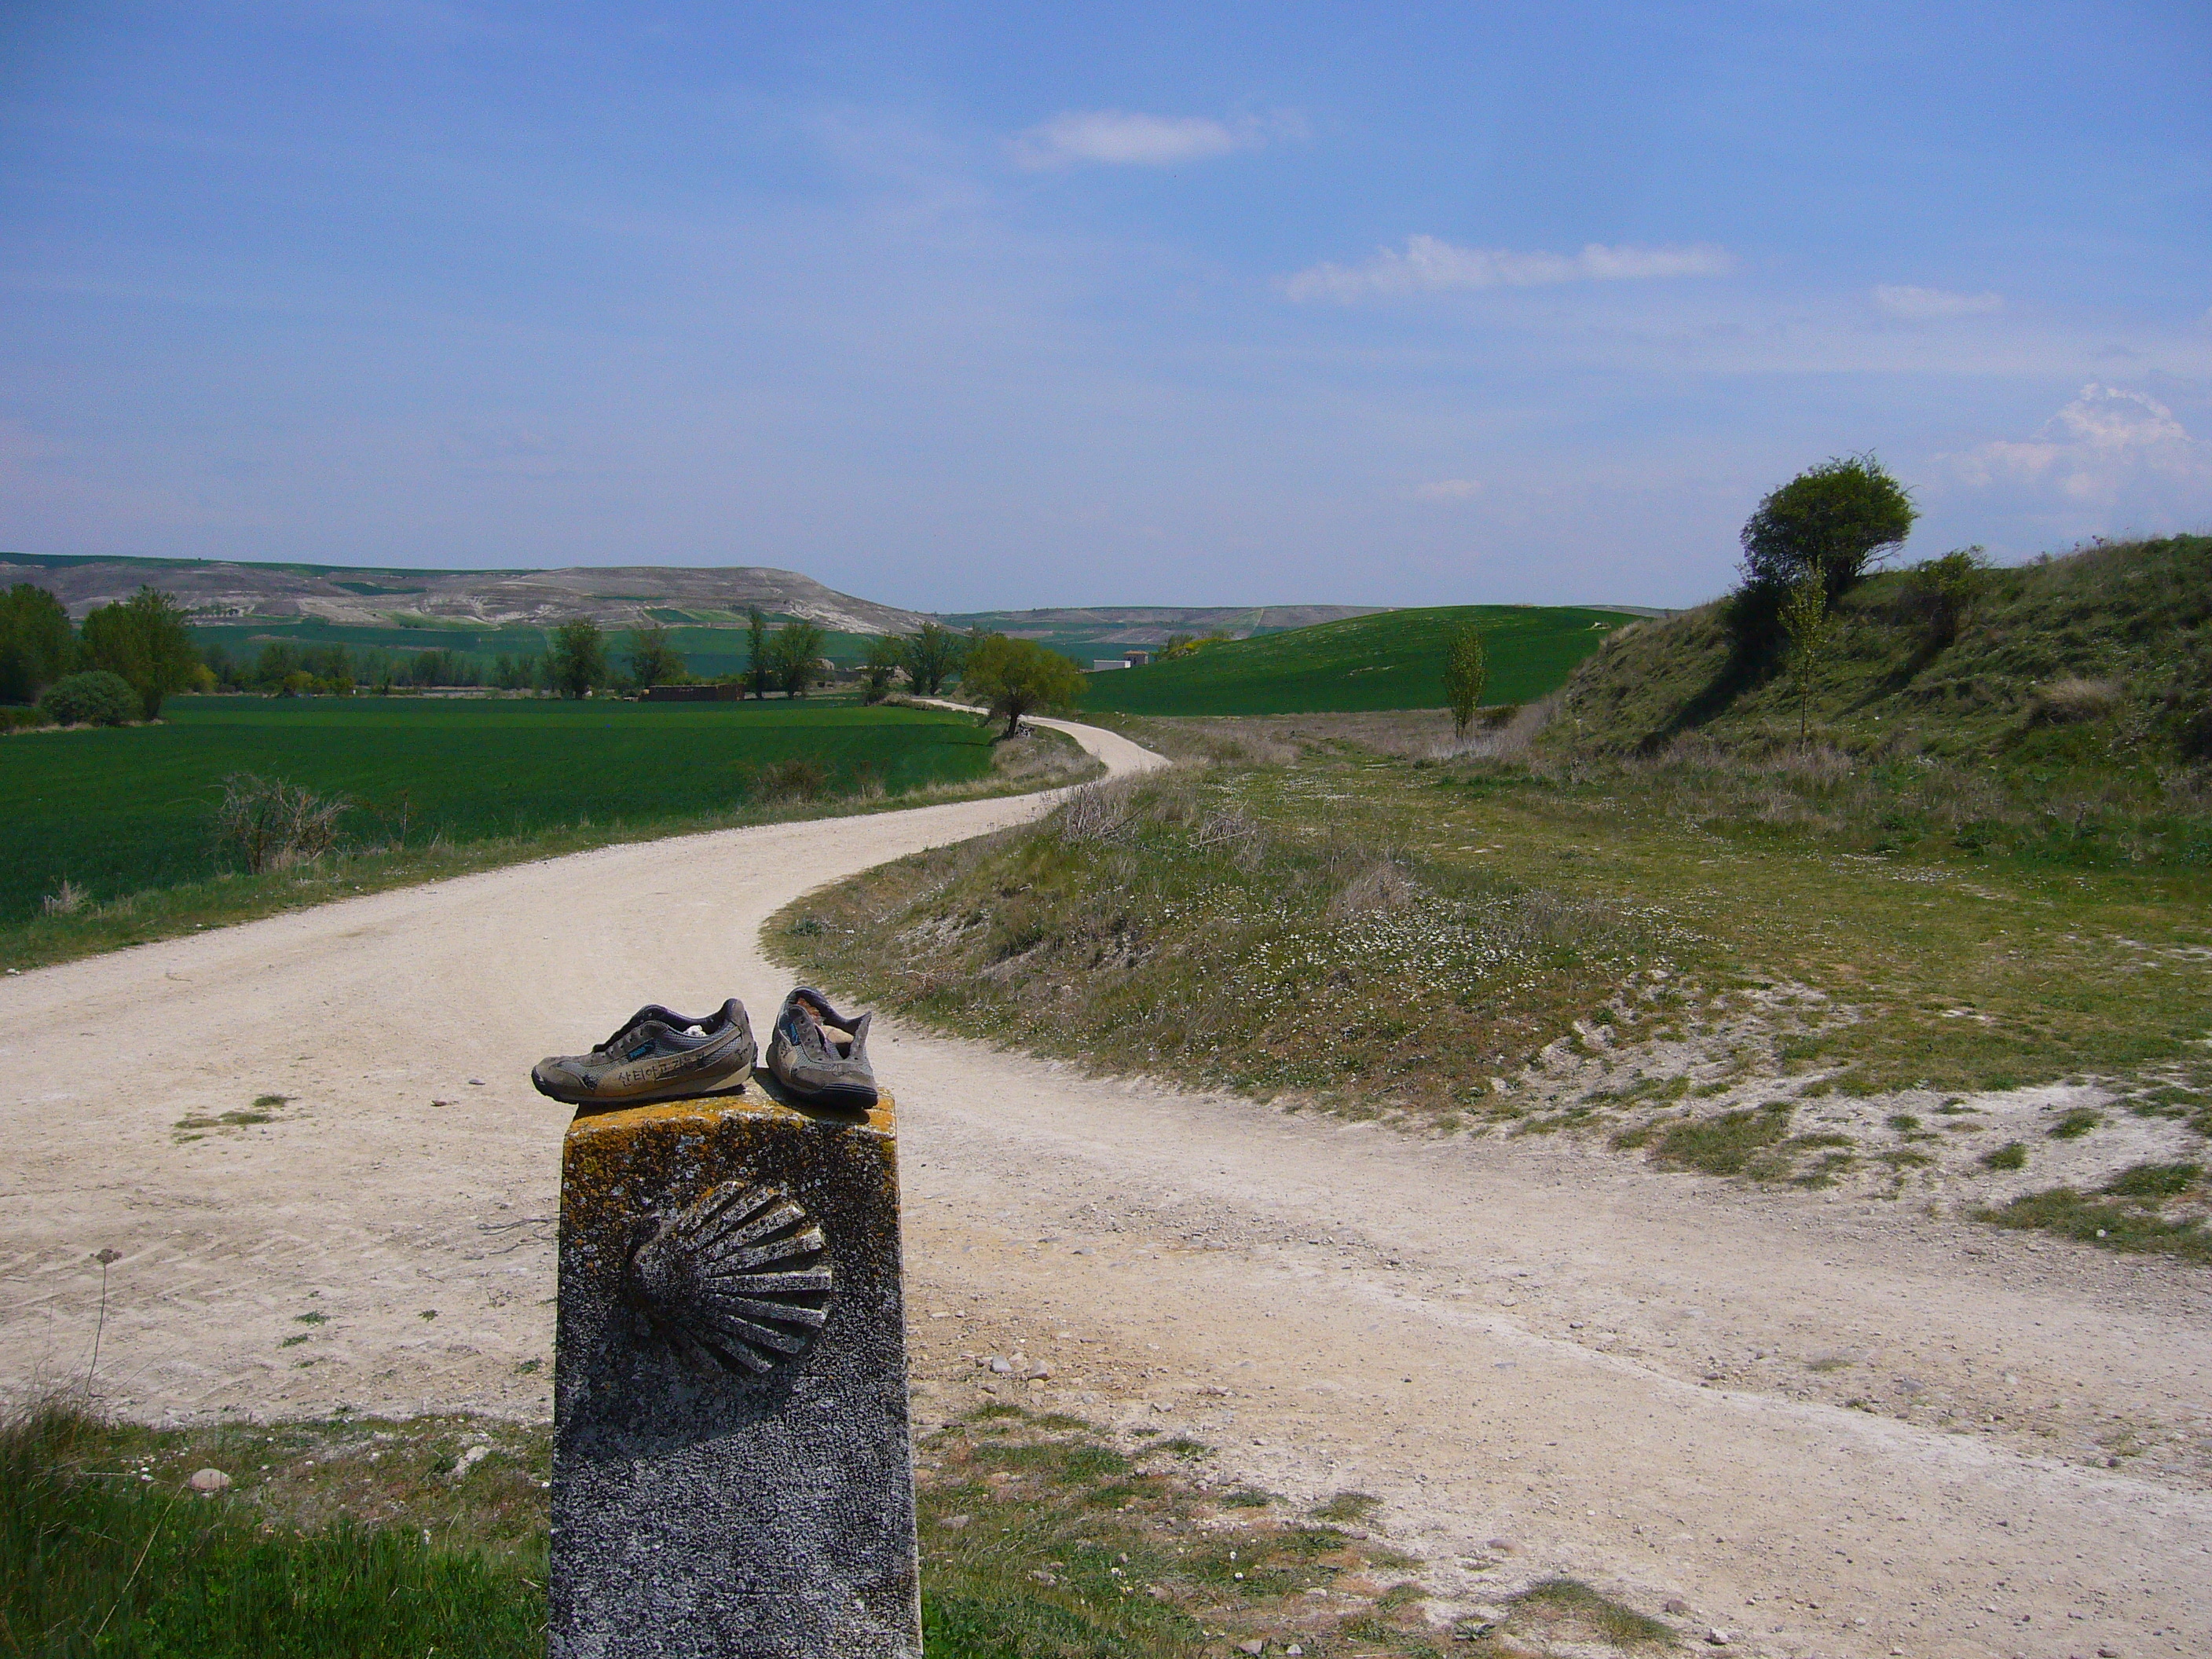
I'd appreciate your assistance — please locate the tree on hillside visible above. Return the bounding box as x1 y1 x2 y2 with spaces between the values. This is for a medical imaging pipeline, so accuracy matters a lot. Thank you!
549 620 609 698
901 621 963 698
0 584 75 705
1442 624 1489 739
625 622 685 688
961 634 1083 738
79 586 199 720
746 606 773 699
1778 573 1833 743
1741 456 1916 602
771 620 828 698
860 635 903 704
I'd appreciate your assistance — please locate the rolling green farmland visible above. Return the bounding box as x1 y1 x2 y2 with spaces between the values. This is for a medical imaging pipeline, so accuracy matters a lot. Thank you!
1 696 998 925
1077 605 1636 716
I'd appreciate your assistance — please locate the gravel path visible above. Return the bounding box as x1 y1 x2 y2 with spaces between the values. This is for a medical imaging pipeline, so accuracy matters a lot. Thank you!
2 716 2205 1659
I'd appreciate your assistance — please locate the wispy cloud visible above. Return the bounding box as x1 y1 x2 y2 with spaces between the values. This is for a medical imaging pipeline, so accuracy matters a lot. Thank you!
1413 478 1482 502
1872 284 2003 320
1946 384 2212 505
1284 236 1732 303
1010 110 1286 170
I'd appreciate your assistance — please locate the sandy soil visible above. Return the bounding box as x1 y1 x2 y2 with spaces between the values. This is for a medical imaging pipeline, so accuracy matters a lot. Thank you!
3 716 2207 1659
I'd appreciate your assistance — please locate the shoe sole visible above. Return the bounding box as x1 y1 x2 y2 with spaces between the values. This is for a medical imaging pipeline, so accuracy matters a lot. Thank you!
531 1063 756 1108
766 1068 878 1109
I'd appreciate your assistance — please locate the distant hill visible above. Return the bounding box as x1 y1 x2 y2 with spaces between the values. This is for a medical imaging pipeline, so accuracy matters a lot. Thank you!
0 553 928 636
1079 604 1636 716
1544 534 2212 762
946 604 1385 660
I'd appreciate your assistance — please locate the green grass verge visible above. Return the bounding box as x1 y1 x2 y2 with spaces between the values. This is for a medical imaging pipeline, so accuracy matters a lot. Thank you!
1080 606 1633 716
5 1404 1688 1657
1 1405 545 1657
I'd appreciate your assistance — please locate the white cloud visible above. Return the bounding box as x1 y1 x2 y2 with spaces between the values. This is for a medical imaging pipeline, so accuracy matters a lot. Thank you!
1413 478 1482 502
1948 384 2212 505
1284 236 1733 302
1011 111 1276 170
1873 284 2004 320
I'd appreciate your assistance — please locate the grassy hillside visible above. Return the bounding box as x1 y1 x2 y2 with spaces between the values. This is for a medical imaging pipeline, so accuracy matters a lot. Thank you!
1079 604 1632 716
943 604 1382 661
1548 535 2211 764
2 697 1002 926
771 537 2211 1253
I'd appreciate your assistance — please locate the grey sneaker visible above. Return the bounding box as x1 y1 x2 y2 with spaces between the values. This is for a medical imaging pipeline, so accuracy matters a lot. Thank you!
531 999 756 1106
765 987 878 1108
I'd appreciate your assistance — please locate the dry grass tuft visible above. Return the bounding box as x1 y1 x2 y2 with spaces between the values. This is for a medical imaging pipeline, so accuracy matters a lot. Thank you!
2027 676 2125 726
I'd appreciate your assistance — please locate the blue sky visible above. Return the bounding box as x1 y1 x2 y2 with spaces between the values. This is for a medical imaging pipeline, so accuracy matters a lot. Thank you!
2 2 2208 609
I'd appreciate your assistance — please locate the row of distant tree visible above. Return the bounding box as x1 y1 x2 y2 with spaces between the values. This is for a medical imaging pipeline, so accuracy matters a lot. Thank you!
0 583 201 721
0 584 1090 735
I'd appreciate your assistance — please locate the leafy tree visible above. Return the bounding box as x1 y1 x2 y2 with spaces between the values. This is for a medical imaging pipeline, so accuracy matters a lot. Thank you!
1778 573 1833 743
200 639 243 691
1900 546 1987 650
0 584 75 704
1441 624 1489 739
79 585 199 720
40 669 138 727
1741 456 1917 602
746 606 773 700
625 622 685 688
901 621 963 698
549 620 609 699
961 634 1083 738
771 621 828 698
859 635 903 704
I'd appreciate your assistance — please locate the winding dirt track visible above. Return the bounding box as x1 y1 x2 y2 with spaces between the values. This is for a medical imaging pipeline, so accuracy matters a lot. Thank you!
2 718 2206 1659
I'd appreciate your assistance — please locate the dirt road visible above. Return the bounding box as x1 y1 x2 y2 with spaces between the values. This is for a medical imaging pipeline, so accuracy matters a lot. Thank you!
2 716 2205 1659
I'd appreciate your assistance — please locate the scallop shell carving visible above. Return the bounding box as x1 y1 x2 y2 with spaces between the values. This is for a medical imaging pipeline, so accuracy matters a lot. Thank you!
626 1181 833 1376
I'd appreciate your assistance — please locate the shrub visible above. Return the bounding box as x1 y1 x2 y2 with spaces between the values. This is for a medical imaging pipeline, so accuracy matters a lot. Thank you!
39 670 137 727
41 879 87 915
752 758 829 802
1899 547 1987 649
215 774 351 873
0 705 55 734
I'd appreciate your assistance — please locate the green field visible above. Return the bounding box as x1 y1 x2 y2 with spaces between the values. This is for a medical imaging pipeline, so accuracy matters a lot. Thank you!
1077 605 1635 716
2 696 999 925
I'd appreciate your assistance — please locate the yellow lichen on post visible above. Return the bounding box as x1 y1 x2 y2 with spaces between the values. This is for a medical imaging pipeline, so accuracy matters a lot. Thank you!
551 1087 918 1658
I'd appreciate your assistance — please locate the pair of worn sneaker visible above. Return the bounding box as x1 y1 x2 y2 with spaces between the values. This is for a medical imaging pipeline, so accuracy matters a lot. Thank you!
529 988 877 1109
